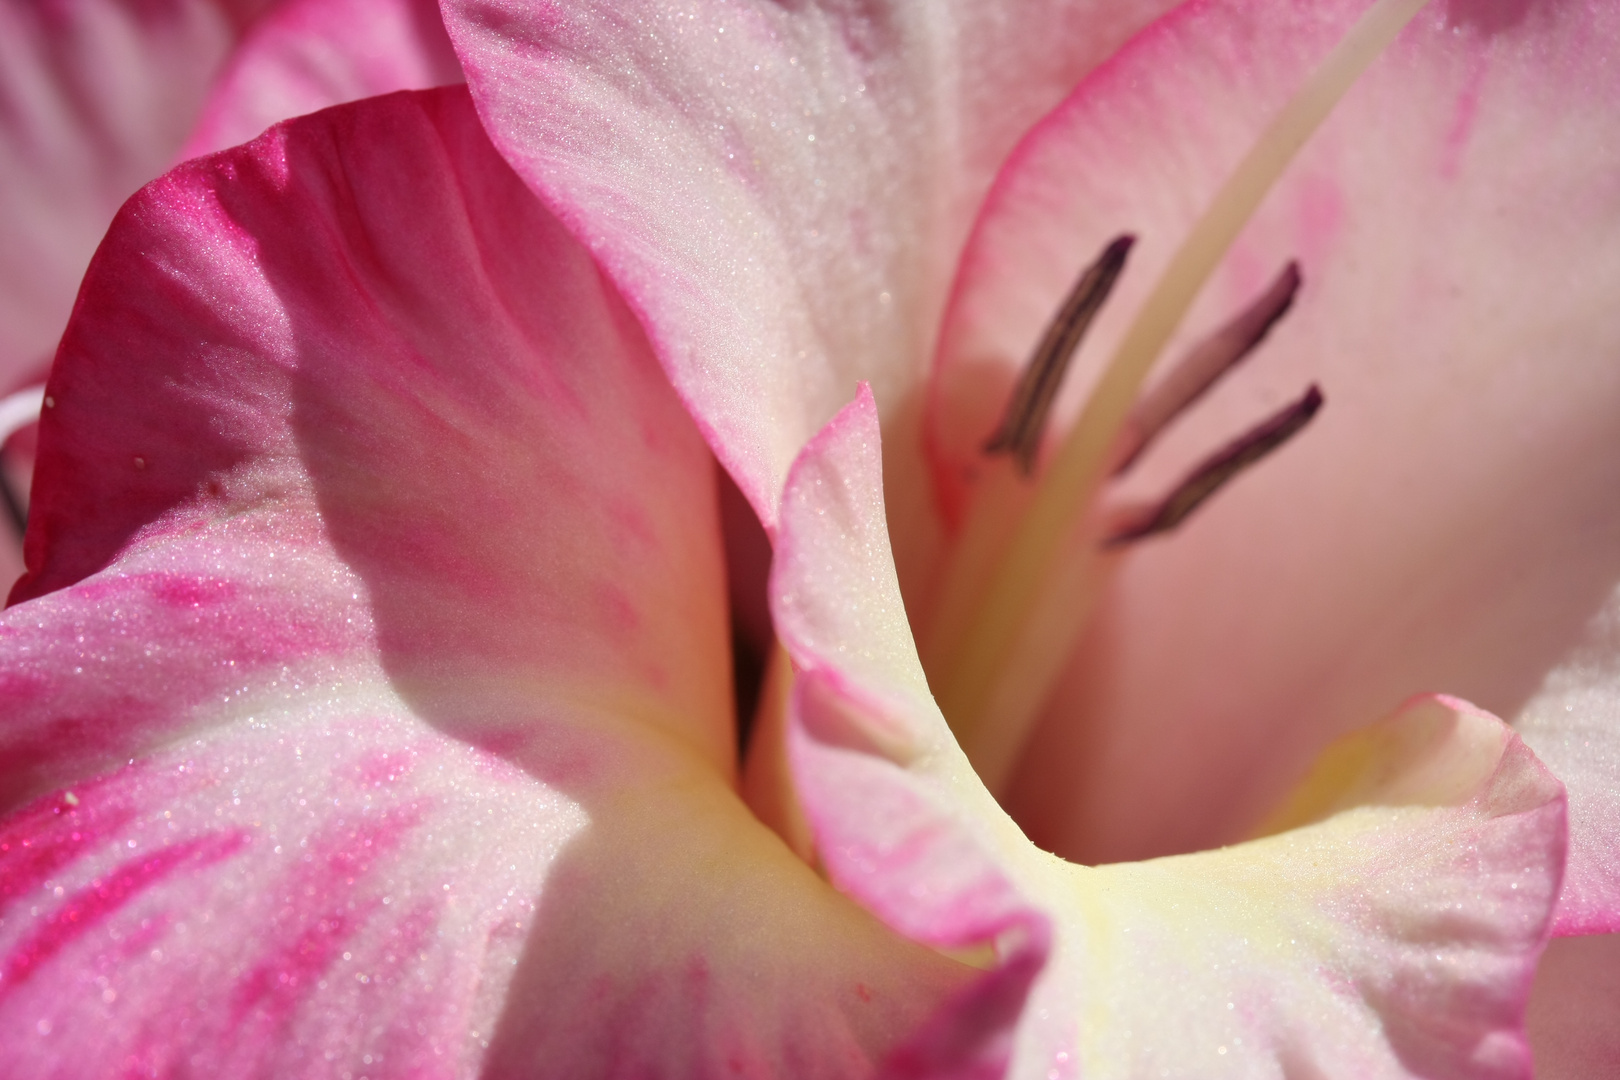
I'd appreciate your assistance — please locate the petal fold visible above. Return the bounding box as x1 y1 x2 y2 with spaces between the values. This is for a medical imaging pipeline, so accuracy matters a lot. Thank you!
778 390 1566 1079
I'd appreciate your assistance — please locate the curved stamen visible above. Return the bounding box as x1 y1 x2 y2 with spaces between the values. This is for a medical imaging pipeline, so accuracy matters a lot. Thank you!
1105 383 1323 547
0 384 44 538
0 468 23 538
985 235 1135 474
1113 261 1302 476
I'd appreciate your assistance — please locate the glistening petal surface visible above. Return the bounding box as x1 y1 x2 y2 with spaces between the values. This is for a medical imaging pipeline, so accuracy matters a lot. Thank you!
0 88 968 1076
924 0 1620 892
777 391 1566 1079
442 0 1183 526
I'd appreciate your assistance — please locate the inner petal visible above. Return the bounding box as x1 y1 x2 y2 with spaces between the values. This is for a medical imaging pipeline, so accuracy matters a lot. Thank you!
920 0 1427 796
938 0 1620 863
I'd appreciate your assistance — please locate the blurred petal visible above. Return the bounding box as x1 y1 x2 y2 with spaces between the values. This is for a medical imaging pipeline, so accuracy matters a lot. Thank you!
1 0 471 584
443 0 1184 526
0 88 968 1074
181 0 463 158
0 0 468 403
921 0 1620 869
779 391 1566 1079
1526 933 1620 1079
0 0 237 390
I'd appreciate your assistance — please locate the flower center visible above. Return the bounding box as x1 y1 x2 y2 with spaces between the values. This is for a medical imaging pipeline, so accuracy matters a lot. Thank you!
922 0 1437 794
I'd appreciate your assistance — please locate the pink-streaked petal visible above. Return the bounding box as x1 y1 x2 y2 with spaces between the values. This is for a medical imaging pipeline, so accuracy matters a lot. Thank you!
0 88 971 1072
0 0 238 390
3 523 966 1075
181 0 462 158
778 392 1566 1079
1526 933 1620 1079
0 691 587 1074
443 0 1184 527
923 0 1620 868
15 82 734 787
0 648 967 1076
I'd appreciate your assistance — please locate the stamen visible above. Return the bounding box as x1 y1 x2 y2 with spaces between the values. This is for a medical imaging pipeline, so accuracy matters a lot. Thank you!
933 0 1434 792
0 385 43 539
984 235 1134 474
1105 384 1323 547
0 467 23 538
0 385 44 445
1112 262 1301 475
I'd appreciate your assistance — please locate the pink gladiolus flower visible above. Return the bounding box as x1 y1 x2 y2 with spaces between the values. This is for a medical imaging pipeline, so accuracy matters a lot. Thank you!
445 0 1620 1072
0 0 1614 1077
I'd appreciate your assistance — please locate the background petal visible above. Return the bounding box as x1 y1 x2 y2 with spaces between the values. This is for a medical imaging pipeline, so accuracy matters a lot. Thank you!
180 0 462 158
442 0 1184 527
1 0 467 593
0 87 969 1075
1526 933 1620 1079
0 0 237 393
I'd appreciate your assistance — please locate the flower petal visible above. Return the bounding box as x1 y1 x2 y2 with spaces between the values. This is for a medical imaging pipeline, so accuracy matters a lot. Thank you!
180 0 463 158
779 390 1566 1079
1526 933 1620 1079
0 88 969 1073
1512 584 1620 934
0 0 238 390
15 87 734 777
442 0 1184 526
926 0 1620 870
